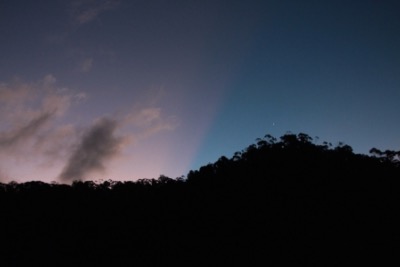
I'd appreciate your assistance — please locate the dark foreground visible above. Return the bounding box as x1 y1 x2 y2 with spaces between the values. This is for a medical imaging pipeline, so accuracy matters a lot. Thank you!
1 133 399 266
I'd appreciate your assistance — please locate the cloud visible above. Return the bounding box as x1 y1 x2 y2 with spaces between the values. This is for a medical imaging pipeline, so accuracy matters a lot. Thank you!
57 106 179 182
0 75 71 141
124 108 164 127
0 82 30 103
0 75 84 181
80 58 93 72
122 107 179 140
0 112 53 149
43 74 57 85
74 92 87 102
34 124 77 165
70 0 120 25
0 75 179 183
58 117 124 181
0 75 71 122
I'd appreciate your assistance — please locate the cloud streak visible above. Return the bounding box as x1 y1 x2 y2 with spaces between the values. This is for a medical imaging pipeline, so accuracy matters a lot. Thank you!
0 112 53 149
58 117 124 181
70 0 120 25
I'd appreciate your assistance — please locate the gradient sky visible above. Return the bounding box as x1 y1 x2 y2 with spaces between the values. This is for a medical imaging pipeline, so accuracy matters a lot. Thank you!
0 0 399 183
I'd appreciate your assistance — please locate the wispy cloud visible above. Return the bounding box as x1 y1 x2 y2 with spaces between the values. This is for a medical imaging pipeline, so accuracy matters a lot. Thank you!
70 0 120 25
80 58 93 72
123 107 179 140
74 92 87 102
124 108 167 127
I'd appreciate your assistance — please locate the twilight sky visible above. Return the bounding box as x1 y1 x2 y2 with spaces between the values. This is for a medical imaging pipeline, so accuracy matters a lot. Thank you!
0 0 399 183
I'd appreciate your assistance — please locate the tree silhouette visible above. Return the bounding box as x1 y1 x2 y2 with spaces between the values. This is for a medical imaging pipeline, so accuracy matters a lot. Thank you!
0 132 399 266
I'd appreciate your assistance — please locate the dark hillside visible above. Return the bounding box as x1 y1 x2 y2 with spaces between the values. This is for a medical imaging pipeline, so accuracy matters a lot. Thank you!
1 133 399 266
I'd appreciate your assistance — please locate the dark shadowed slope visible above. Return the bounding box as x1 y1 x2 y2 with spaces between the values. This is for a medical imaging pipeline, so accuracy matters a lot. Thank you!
1 133 399 266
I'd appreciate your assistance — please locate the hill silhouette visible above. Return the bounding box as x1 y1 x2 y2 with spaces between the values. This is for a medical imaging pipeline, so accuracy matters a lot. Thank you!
1 133 399 266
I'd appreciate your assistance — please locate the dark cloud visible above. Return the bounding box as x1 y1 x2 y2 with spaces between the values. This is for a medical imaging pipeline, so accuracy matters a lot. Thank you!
58 117 123 181
0 112 53 149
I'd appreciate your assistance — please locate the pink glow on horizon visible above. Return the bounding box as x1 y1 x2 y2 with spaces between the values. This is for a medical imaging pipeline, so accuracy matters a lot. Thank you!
0 74 226 184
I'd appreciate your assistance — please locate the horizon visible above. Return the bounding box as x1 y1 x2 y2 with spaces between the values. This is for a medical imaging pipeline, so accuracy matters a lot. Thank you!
0 0 399 183
0 131 394 184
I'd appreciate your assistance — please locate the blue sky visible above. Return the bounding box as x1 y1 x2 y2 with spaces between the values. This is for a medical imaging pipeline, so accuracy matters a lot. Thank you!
0 0 399 183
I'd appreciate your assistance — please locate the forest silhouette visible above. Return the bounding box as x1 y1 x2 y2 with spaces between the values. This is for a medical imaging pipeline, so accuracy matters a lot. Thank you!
1 133 399 266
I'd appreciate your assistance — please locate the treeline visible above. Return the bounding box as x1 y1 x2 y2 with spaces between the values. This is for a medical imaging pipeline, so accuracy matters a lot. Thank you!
1 133 399 266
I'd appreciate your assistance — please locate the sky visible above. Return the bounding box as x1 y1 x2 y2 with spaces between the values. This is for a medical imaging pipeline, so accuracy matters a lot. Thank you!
0 0 399 183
